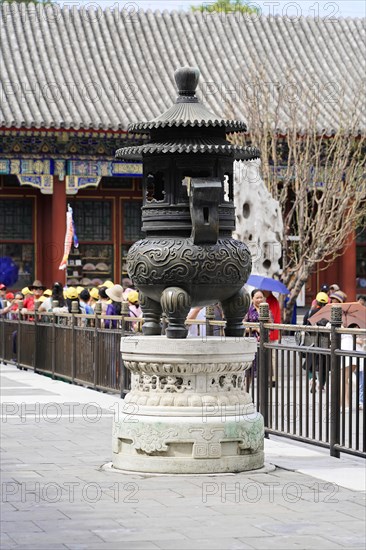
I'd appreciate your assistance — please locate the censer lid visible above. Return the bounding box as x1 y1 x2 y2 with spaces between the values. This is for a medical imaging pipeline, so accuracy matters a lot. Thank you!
116 67 260 161
126 66 246 133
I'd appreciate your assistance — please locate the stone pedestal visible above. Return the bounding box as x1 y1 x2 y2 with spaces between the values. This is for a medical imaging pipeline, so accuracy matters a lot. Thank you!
112 336 264 474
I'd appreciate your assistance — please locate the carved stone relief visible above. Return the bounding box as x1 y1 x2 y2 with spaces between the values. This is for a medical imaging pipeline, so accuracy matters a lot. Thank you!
124 425 179 454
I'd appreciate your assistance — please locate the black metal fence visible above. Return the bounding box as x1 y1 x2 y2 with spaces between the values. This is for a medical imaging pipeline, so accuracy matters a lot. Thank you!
248 305 365 460
0 307 365 459
0 311 135 396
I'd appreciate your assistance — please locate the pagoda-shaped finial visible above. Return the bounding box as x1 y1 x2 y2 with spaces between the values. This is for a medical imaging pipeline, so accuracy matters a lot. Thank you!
174 67 200 97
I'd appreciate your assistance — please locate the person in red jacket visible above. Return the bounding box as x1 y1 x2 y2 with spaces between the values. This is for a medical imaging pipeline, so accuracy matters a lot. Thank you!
263 290 281 387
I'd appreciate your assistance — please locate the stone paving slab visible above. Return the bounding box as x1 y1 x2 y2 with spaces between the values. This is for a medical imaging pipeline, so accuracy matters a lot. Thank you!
238 535 347 549
1 388 60 396
1 362 365 550
65 543 161 550
154 540 255 550
1 376 30 388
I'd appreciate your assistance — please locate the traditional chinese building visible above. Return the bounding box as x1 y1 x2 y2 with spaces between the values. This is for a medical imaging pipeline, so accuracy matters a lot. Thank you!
0 4 364 301
0 129 144 288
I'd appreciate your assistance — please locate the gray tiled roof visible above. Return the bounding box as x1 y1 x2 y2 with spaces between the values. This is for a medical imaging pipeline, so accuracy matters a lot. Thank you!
0 4 365 134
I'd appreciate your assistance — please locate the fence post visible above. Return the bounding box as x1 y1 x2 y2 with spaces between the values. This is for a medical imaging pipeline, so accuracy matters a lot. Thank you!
93 302 102 388
33 300 41 372
16 300 23 367
330 305 342 458
258 302 270 430
121 301 129 339
71 301 79 382
51 300 59 378
0 303 8 360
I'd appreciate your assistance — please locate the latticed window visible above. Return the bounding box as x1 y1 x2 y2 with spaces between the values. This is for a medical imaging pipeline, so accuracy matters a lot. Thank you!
71 200 112 241
0 199 33 240
123 201 143 242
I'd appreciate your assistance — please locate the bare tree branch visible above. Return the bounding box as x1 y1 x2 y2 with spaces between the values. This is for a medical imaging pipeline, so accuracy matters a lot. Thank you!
230 71 365 320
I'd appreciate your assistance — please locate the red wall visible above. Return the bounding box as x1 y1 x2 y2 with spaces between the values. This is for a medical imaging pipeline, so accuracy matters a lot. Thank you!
34 177 67 287
307 233 357 304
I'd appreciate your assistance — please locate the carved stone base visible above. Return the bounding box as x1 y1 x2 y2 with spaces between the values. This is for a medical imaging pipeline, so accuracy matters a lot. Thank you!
112 336 264 474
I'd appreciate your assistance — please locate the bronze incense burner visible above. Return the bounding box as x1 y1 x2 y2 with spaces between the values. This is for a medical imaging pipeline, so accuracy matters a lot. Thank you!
116 67 260 338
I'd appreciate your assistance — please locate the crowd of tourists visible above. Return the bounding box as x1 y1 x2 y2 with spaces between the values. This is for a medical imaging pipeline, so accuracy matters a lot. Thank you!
300 282 365 408
1 277 365 409
0 278 142 331
241 282 365 407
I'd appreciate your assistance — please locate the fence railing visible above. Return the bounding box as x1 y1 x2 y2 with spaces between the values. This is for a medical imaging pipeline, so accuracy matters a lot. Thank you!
0 310 139 396
249 306 365 460
0 308 365 459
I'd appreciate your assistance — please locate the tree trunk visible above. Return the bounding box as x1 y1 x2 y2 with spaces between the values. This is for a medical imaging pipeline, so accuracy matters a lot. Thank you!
282 265 311 324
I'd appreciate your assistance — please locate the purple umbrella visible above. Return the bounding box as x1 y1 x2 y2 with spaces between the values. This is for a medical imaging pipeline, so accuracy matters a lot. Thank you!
0 256 19 287
246 274 289 294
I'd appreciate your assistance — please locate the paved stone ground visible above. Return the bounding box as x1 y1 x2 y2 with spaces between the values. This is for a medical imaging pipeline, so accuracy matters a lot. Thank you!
1 362 365 550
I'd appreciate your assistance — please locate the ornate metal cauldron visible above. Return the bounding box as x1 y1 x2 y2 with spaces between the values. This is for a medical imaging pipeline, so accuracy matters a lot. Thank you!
116 67 260 338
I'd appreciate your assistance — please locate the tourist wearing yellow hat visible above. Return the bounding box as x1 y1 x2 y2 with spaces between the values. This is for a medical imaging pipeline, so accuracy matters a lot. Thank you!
90 287 99 300
66 287 79 300
89 287 99 310
303 292 328 325
99 280 114 289
22 286 32 296
302 291 330 393
64 287 81 315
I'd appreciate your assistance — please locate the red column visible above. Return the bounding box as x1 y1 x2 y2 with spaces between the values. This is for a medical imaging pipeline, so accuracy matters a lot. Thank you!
340 232 357 301
49 176 67 286
115 197 120 284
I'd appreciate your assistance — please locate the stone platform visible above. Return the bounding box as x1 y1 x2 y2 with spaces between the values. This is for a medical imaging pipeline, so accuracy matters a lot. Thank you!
112 336 264 474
